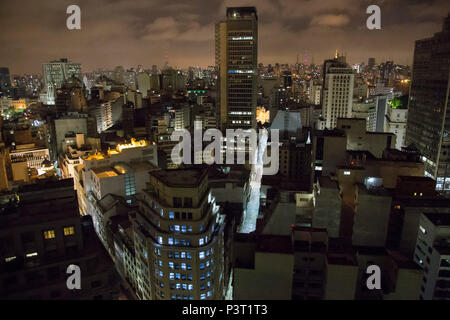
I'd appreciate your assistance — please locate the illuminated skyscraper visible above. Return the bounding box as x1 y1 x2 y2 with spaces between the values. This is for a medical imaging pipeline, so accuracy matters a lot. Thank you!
321 55 354 129
131 168 225 300
216 7 258 130
406 14 450 193
42 58 82 105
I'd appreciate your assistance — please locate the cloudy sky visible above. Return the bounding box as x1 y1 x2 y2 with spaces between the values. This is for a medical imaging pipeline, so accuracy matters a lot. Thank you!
1 0 449 74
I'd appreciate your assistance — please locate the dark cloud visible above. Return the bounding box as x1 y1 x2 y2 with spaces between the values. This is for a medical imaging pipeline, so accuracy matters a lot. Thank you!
0 0 449 74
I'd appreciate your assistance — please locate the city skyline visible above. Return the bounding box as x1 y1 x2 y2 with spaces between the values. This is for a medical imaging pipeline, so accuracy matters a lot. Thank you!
2 0 450 74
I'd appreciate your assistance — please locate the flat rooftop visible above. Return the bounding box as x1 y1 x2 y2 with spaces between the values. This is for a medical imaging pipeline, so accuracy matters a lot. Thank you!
256 234 293 255
318 176 339 189
424 213 450 227
92 167 119 178
150 168 207 187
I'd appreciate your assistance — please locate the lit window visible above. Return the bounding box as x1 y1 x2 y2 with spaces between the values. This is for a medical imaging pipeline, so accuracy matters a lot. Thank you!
169 273 175 280
44 230 55 239
200 293 206 300
188 284 193 291
181 263 187 270
26 252 38 258
64 226 75 236
174 225 180 232
158 236 163 244
5 256 16 263
343 171 351 176
419 225 427 234
199 238 204 246
168 238 174 245
199 252 205 259
169 212 175 219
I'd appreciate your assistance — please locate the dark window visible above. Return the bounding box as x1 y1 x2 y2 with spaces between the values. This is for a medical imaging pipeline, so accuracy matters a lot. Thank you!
438 270 450 278
173 197 182 207
184 198 193 208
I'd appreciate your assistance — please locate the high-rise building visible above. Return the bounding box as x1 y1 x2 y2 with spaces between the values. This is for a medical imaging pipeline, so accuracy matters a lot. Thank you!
321 55 354 129
309 80 322 106
405 15 450 193
385 101 408 150
137 73 151 98
368 95 389 132
131 168 225 300
216 7 258 130
413 213 450 300
174 104 191 130
0 67 12 97
42 59 82 105
114 66 125 85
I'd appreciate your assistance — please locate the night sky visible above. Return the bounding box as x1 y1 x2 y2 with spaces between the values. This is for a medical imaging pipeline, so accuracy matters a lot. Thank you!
1 0 449 74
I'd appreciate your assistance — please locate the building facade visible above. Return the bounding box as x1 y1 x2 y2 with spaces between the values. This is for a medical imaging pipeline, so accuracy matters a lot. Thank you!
405 15 450 193
216 7 258 130
131 169 225 300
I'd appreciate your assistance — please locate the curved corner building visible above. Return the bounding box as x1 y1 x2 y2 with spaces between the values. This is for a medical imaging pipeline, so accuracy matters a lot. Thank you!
131 168 225 300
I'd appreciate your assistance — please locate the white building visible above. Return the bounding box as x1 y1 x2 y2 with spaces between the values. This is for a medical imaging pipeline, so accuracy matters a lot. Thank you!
73 139 158 216
385 105 408 150
174 104 191 130
322 65 354 129
413 213 450 300
42 58 82 105
309 82 322 105
137 73 151 98
94 100 113 133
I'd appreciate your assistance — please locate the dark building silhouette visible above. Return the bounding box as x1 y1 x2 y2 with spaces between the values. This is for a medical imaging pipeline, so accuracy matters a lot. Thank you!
0 179 120 299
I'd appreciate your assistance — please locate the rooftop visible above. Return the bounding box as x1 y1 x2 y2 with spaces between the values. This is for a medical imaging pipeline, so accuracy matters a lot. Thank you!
150 168 207 188
318 176 339 189
256 234 293 255
92 167 119 178
424 213 450 227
